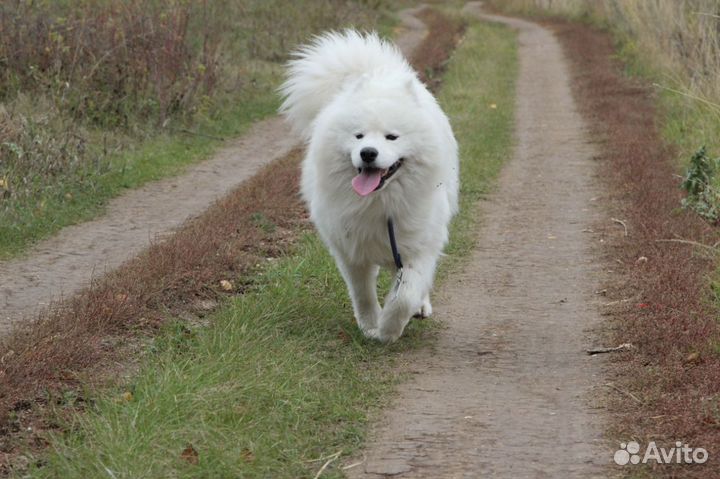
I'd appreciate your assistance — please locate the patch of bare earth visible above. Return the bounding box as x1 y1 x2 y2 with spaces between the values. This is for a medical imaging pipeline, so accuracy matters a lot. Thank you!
546 18 720 478
0 8 464 476
348 5 611 477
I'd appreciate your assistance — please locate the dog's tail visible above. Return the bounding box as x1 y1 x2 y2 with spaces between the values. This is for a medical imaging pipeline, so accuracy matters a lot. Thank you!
279 30 412 141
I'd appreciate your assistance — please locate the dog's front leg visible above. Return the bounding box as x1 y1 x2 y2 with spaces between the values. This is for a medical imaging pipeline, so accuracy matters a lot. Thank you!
372 256 437 343
336 258 381 336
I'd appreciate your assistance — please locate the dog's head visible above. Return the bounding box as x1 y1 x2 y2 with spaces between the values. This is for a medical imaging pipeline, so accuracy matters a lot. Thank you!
316 75 434 197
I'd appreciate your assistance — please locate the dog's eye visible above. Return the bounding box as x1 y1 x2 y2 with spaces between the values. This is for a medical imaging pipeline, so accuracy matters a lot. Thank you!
385 134 398 141
355 133 364 139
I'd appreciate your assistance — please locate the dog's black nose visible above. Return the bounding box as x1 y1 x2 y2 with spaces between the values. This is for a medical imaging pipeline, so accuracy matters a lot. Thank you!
360 147 378 163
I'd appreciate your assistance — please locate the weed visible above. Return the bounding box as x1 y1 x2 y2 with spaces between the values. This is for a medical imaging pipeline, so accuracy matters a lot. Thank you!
680 146 720 223
0 0 388 258
251 212 277 234
0 2 220 128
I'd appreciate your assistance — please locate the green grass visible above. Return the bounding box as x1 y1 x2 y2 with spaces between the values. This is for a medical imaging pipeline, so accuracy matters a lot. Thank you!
26 18 517 479
0 0 390 260
0 71 280 260
613 37 720 173
438 19 517 272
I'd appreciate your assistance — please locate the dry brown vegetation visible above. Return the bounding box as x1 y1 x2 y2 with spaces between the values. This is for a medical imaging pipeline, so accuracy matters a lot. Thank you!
0 2 219 127
550 20 720 477
487 2 720 220
414 9 465 90
0 0 385 258
0 9 465 474
488 0 720 115
0 0 382 127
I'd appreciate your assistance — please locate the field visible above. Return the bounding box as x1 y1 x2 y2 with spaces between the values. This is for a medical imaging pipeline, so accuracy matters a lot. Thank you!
0 0 386 258
0 6 518 477
3 0 720 477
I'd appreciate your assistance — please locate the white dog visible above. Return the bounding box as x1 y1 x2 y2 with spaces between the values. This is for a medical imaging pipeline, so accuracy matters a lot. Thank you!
280 31 458 342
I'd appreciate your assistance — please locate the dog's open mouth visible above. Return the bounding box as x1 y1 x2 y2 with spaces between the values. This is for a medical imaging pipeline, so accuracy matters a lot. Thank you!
351 159 404 197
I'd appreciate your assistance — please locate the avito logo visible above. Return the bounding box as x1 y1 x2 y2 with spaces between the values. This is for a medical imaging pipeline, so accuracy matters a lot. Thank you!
614 441 708 465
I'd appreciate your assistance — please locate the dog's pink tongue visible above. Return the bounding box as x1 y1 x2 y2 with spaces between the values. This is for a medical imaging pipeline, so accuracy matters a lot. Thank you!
352 170 382 196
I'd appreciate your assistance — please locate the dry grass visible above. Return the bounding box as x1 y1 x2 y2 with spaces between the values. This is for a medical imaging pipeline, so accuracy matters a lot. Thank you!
483 2 720 472
0 0 386 258
485 2 720 473
550 20 720 477
487 1 720 157
0 9 465 475
0 2 219 127
413 9 466 90
0 0 384 128
488 0 720 98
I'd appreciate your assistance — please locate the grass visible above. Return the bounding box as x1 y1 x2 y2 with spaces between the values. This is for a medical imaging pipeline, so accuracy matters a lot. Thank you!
610 30 720 212
43 236 420 478
438 20 517 269
0 0 387 259
0 78 279 259
0 8 462 470
18 16 517 479
485 0 720 183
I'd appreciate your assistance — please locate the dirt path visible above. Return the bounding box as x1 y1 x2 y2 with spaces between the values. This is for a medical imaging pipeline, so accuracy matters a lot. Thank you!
348 5 610 478
0 118 294 333
0 12 428 335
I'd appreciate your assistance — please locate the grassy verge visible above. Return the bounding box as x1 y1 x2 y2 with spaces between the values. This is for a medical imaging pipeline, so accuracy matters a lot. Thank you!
0 80 279 259
438 19 516 269
15 16 517 479
0 1 387 259
484 0 720 208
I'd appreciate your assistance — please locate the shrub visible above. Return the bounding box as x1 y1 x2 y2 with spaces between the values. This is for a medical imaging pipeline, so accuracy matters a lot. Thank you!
0 0 385 254
0 1 221 127
681 146 720 224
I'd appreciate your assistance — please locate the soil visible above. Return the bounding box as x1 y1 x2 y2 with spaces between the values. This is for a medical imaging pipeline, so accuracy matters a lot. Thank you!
547 14 720 477
0 11 429 335
0 117 295 333
395 6 428 59
347 4 612 477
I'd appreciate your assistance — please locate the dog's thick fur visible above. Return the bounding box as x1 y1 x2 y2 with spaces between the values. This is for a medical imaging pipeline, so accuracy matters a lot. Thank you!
280 31 459 342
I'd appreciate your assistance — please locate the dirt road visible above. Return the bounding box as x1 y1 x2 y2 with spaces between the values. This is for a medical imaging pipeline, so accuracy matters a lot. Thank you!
0 11 429 334
0 118 295 333
348 5 610 478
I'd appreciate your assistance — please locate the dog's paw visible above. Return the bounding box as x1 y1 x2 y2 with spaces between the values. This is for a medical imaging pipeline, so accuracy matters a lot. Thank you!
413 298 432 319
360 327 380 340
362 327 401 343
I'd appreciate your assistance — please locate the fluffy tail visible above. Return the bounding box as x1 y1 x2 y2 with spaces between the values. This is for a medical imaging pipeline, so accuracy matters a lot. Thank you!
279 30 412 140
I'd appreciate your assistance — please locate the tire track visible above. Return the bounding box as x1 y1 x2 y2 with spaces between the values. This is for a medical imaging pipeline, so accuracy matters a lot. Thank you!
348 4 610 477
0 10 429 335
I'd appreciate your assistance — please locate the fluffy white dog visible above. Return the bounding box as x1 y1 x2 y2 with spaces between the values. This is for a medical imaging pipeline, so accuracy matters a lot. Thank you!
280 30 458 342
